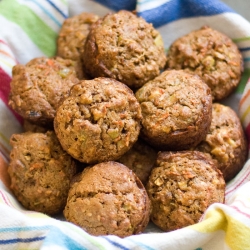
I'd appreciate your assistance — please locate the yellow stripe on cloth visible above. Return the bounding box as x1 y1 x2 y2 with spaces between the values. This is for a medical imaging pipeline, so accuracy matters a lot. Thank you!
191 207 250 250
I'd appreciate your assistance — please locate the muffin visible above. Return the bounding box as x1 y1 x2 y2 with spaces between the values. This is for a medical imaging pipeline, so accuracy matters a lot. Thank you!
195 103 248 182
8 57 81 125
54 77 142 164
118 139 157 185
64 161 151 237
8 131 77 215
56 12 99 62
135 70 212 150
166 26 243 101
147 151 225 232
82 10 166 89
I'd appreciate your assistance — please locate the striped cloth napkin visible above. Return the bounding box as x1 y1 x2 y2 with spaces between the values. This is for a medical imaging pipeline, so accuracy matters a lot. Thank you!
1 0 250 249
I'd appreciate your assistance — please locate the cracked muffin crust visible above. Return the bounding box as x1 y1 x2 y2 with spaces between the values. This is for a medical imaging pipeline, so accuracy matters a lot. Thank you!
56 12 99 61
8 131 77 215
135 69 212 150
82 10 166 89
54 77 142 164
64 161 151 237
8 57 82 125
195 103 248 182
118 139 157 185
166 26 243 101
147 151 225 232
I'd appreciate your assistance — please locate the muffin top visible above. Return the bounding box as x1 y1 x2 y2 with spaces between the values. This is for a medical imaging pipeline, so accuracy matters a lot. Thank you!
57 12 99 61
167 26 243 101
135 69 212 150
54 77 142 164
8 57 81 125
8 131 76 215
195 103 248 182
147 150 225 232
82 10 166 89
64 161 151 237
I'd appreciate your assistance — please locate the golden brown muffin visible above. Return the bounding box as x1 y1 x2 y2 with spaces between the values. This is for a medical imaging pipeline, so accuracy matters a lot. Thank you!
8 57 81 125
64 161 151 237
195 103 248 182
166 26 243 101
82 10 166 89
8 131 77 215
135 69 212 150
54 77 142 164
57 12 99 62
118 139 157 185
147 151 225 232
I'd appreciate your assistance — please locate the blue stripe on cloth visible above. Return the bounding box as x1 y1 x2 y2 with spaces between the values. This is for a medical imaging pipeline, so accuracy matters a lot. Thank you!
239 47 250 52
0 225 50 233
127 239 155 250
102 237 130 250
137 0 235 28
0 236 45 245
30 0 62 27
244 57 250 61
41 227 88 250
46 0 68 18
93 0 136 11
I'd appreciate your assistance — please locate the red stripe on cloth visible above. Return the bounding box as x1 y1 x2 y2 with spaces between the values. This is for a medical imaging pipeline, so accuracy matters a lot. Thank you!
0 40 9 47
230 205 250 219
0 67 11 104
233 199 250 210
0 39 8 45
0 190 12 206
226 168 250 196
0 67 23 124
245 123 250 147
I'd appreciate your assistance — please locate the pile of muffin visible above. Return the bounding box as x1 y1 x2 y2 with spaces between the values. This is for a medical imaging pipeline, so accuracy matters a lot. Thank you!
7 10 248 237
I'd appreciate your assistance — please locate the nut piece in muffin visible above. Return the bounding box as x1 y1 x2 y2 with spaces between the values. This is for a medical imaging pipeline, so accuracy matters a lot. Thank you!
8 57 82 125
82 10 166 89
118 139 157 185
195 103 248 182
56 12 99 62
54 77 142 164
64 161 151 237
8 131 77 215
147 151 225 232
135 69 212 150
166 26 243 101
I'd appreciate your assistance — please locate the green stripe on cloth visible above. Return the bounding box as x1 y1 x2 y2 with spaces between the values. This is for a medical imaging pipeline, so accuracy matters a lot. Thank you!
237 68 250 94
61 0 67 5
233 37 250 43
0 0 58 56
